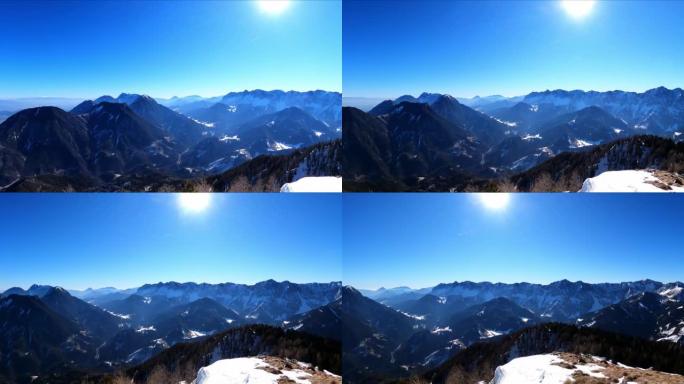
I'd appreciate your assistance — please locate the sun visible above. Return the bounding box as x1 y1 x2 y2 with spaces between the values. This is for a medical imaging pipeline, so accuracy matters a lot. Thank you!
257 0 291 15
177 193 211 214
478 193 511 211
561 0 596 20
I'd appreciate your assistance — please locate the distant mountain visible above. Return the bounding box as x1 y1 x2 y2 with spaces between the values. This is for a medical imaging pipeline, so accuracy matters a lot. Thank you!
0 90 339 191
39 287 125 341
134 280 341 325
488 101 570 133
284 295 342 341
97 297 243 365
428 279 663 323
99 294 178 325
486 106 633 172
391 298 538 371
578 289 684 344
152 297 242 340
1 280 343 383
343 104 487 191
73 93 206 145
0 107 93 184
345 87 684 192
447 298 539 345
370 93 511 145
523 87 684 135
457 95 513 109
169 90 341 129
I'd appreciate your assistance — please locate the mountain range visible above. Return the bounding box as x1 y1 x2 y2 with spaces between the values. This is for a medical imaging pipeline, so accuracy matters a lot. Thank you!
0 280 341 384
342 279 684 383
345 87 684 192
0 90 341 191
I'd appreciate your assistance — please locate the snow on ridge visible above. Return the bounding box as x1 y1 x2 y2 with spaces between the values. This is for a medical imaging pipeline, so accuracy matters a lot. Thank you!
522 134 542 141
267 140 294 152
183 329 207 339
190 118 215 128
218 134 239 142
479 329 503 339
135 326 156 334
580 170 684 193
193 356 340 384
490 353 683 384
106 310 131 320
280 177 342 193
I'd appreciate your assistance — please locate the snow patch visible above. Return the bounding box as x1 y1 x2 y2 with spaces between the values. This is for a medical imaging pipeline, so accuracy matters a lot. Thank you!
580 170 684 193
280 177 342 193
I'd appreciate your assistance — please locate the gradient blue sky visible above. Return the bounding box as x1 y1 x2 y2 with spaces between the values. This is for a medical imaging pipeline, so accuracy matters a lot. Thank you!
344 194 684 290
0 194 341 291
343 0 684 98
0 0 341 99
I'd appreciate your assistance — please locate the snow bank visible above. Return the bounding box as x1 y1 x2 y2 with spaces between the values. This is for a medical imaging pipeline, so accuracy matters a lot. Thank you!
193 356 339 384
580 170 684 192
490 354 573 384
280 177 342 192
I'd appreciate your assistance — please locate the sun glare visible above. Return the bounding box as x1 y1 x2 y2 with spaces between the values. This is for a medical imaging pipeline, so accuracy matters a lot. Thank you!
177 193 211 214
478 193 511 211
257 0 291 15
561 0 596 20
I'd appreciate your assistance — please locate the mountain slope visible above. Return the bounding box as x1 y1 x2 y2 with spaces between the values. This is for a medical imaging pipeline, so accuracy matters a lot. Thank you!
126 324 340 384
426 323 684 384
342 105 486 191
0 107 93 183
578 291 684 343
0 295 97 384
284 298 342 341
39 287 125 341
511 135 684 191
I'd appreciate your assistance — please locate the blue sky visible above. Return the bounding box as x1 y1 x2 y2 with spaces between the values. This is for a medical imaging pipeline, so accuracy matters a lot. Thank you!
0 1 341 99
344 194 684 290
0 194 342 291
343 0 684 98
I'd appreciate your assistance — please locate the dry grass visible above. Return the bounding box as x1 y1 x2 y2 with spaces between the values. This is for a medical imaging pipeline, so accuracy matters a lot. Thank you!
553 352 684 384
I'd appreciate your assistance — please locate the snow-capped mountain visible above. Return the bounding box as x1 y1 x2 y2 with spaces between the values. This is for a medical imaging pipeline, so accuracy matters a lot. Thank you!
428 279 664 322
0 281 341 383
0 90 339 191
134 280 341 324
578 288 684 344
523 87 684 135
345 87 684 192
161 89 341 129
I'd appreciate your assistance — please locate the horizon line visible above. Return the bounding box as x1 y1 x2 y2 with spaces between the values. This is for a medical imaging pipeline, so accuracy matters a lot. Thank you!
0 88 343 102
343 84 684 101
0 279 343 293
354 277 684 292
